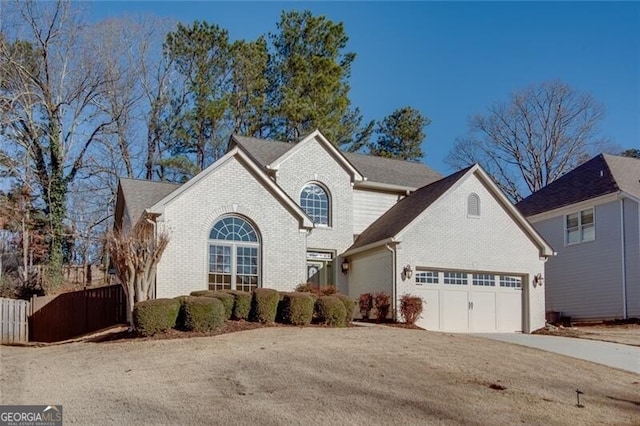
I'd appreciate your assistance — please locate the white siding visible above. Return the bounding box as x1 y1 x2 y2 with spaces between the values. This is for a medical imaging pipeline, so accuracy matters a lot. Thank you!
348 247 393 308
395 173 546 333
274 138 355 292
156 156 307 298
533 200 624 320
623 198 640 317
353 189 402 235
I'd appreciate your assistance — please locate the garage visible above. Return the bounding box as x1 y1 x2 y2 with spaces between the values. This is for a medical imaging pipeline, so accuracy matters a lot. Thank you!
413 270 524 333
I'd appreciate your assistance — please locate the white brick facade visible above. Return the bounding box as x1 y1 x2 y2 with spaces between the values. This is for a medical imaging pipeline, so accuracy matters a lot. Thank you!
394 174 547 332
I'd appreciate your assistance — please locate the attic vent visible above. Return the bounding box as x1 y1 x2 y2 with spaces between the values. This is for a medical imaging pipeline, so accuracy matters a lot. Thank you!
467 193 481 217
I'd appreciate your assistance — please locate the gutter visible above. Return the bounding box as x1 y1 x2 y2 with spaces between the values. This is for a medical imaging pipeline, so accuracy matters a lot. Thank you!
354 180 417 193
619 197 628 319
342 237 398 257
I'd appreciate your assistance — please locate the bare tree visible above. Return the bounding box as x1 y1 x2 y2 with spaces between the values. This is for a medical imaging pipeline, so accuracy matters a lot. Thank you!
107 220 169 323
446 81 606 201
0 0 116 285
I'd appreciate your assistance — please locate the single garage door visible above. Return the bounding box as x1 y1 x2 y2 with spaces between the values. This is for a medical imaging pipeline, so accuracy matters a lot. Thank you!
413 270 523 332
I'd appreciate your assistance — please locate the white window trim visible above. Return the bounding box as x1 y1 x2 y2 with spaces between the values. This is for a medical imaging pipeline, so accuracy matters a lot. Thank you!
565 207 595 246
300 182 332 228
467 193 481 218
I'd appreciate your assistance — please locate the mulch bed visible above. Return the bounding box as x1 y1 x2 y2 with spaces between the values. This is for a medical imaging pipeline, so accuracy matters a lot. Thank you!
88 318 423 344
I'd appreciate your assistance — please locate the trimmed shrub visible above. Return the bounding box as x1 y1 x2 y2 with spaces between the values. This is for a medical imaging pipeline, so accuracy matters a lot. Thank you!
190 290 234 320
133 298 180 336
319 284 338 296
250 288 280 323
223 290 252 320
358 293 373 319
295 283 317 294
400 294 424 325
374 292 391 322
334 294 356 321
179 296 225 332
190 290 214 297
314 296 347 327
279 292 314 325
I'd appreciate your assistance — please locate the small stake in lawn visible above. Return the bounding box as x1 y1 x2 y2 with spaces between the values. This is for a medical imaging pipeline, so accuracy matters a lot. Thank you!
576 389 584 408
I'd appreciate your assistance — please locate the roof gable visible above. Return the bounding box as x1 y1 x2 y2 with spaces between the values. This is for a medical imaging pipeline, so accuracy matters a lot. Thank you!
147 147 313 228
346 166 472 253
516 154 640 217
230 131 441 189
346 164 554 257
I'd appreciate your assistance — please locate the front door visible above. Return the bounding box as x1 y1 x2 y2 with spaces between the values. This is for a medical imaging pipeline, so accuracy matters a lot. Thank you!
306 251 335 290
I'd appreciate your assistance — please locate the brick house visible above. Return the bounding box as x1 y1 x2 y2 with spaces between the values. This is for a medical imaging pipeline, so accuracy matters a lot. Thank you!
115 130 552 332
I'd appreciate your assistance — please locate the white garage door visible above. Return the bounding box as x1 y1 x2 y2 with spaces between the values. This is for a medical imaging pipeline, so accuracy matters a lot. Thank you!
413 270 523 332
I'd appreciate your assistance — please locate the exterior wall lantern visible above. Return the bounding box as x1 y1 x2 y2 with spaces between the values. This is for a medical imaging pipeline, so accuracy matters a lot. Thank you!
533 273 544 287
402 264 413 280
341 258 350 274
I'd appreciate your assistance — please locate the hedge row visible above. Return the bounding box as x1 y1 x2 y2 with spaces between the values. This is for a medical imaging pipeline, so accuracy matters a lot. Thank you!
133 288 357 334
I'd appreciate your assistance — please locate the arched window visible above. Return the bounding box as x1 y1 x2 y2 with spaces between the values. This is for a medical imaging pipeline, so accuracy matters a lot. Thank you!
467 193 480 217
300 183 330 226
208 216 260 292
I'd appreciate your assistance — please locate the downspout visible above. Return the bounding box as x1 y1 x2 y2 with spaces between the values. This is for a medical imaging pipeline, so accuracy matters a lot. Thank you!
385 243 397 321
145 215 158 299
619 198 628 319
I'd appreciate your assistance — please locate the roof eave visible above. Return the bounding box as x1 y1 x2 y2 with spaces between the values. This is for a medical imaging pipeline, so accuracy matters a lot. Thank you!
354 180 417 193
343 237 398 257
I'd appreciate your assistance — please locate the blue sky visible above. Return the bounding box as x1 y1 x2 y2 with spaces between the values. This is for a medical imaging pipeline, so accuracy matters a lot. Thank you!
91 1 639 174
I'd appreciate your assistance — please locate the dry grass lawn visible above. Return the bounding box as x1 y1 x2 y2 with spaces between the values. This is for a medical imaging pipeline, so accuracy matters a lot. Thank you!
1 325 639 425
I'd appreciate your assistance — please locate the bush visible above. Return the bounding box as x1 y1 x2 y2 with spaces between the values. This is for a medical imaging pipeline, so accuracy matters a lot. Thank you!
178 296 225 332
314 296 347 327
250 288 280 323
279 292 314 325
334 294 356 321
190 290 214 297
358 293 373 319
374 292 391 322
190 290 234 320
295 283 337 296
223 290 252 320
133 298 180 336
400 294 424 325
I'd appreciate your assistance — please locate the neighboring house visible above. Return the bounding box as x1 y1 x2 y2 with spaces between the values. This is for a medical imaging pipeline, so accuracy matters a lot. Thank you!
517 154 640 321
115 130 552 333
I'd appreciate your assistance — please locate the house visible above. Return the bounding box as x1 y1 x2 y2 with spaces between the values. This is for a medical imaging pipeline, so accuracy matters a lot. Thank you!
115 130 553 333
517 154 640 321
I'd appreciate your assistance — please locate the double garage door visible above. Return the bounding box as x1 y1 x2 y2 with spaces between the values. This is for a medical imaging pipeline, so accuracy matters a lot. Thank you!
413 270 523 333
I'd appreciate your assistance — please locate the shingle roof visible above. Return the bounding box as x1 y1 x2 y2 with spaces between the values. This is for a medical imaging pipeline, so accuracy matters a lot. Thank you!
516 154 640 217
119 178 181 225
347 166 472 251
232 134 442 188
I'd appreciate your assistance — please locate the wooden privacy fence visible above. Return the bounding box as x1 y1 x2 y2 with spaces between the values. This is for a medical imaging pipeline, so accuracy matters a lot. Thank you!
29 284 127 343
0 298 30 344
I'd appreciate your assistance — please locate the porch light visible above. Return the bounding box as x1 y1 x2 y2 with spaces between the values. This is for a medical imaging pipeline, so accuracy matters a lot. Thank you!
534 273 544 286
341 258 350 274
403 264 413 280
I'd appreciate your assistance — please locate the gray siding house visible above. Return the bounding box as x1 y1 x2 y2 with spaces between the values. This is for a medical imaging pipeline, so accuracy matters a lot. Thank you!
517 154 640 321
115 130 552 332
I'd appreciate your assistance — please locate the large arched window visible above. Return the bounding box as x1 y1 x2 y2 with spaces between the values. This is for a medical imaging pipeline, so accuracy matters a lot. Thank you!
208 216 260 292
300 183 330 226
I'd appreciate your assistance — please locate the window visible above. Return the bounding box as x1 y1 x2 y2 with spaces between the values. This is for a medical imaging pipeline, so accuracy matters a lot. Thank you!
444 272 467 285
566 208 594 244
467 193 480 216
208 216 260 292
415 271 439 284
472 273 495 286
499 275 522 288
300 183 330 226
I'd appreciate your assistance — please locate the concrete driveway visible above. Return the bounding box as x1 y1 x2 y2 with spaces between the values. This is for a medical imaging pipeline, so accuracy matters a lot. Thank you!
475 333 640 375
